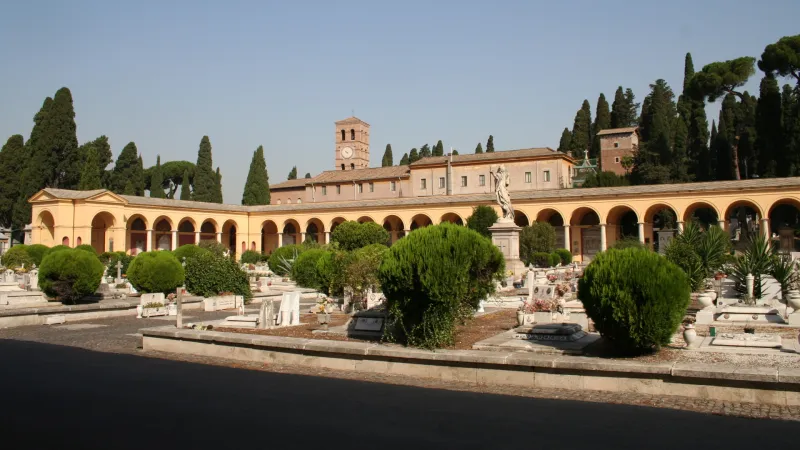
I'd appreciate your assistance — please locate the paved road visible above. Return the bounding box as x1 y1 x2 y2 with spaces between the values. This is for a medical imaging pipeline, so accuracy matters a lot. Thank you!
0 338 797 450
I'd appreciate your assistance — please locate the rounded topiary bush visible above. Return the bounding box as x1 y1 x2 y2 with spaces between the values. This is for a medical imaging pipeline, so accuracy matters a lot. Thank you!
2 245 33 269
291 248 328 290
240 250 261 265
268 244 303 276
39 248 104 304
578 248 691 353
198 240 229 258
75 244 98 255
46 245 70 255
25 244 50 266
126 251 184 294
530 252 552 268
316 249 345 296
330 221 389 251
185 252 251 300
172 244 210 264
378 223 504 349
554 248 572 265
549 252 562 267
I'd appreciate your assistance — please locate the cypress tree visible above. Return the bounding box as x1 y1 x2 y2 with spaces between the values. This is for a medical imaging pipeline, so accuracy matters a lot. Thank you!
381 144 393 166
486 135 495 153
79 136 112 188
287 166 297 180
150 155 165 198
783 84 800 175
671 116 690 182
123 180 135 196
409 148 420 163
570 100 592 154
452 149 459 155
709 121 719 180
715 114 733 180
558 128 572 153
192 136 217 202
755 75 783 177
610 87 625 129
110 142 140 194
180 168 192 200
214 167 223 203
304 172 311 178
591 93 610 158
14 97 52 228
632 80 676 184
47 87 80 189
475 143 483 154
433 140 444 157
78 146 102 190
399 153 409 165
0 135 27 227
241 145 270 205
135 156 145 196
419 144 431 158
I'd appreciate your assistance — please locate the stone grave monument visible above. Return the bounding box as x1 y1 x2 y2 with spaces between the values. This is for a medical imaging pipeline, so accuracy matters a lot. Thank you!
488 164 525 278
277 291 301 326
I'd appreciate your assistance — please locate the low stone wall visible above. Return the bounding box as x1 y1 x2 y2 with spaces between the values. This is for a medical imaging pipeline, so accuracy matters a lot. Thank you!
0 298 204 328
141 326 800 406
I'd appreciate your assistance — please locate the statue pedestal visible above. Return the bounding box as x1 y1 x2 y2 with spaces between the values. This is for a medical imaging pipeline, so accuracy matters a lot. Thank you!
489 220 525 278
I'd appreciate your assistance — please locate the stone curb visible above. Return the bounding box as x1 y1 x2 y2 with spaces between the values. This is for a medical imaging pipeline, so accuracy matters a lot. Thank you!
140 325 800 388
0 297 203 318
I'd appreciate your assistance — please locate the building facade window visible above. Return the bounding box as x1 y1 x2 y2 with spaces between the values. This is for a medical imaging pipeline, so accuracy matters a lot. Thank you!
390 181 396 192
614 142 620 148
460 176 467 187
420 178 427 190
351 129 355 140
614 156 620 163
277 200 282 205
525 172 532 183
357 183 363 193
341 130 345 141
369 182 374 192
336 185 341 195
350 163 355 170
321 186 327 195
439 177 445 189
287 199 292 204
543 170 551 182
297 198 302 204
479 174 485 186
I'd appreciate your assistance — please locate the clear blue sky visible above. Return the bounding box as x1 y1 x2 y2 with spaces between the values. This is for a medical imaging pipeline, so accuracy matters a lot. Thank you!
1 0 798 203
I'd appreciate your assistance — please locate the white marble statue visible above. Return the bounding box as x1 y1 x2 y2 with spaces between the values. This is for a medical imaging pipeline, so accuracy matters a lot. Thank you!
492 164 514 222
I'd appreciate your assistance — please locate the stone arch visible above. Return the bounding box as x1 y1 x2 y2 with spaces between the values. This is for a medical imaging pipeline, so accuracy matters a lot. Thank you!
570 207 601 226
199 219 218 242
261 220 279 253
410 214 433 231
222 220 238 256
36 210 56 247
683 202 720 228
127 214 148 255
570 207 601 263
383 215 405 244
76 237 82 246
514 211 530 227
153 216 174 251
724 199 764 245
767 197 800 252
91 211 116 254
357 216 375 223
535 208 565 226
282 219 302 246
305 218 325 243
177 218 196 247
643 203 679 253
329 217 346 233
440 212 464 226
606 205 639 246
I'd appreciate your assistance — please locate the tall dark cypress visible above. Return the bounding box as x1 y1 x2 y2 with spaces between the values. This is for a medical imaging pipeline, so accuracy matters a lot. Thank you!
433 140 444 157
78 146 102 190
79 136 112 188
214 167 223 203
419 144 431 158
399 153 410 165
486 135 495 153
47 87 80 189
783 84 800 175
409 148 420 163
0 135 27 227
632 80 676 185
150 155 165 198
241 145 270 205
570 100 592 154
193 136 217 202
610 87 625 129
14 97 52 228
381 144 394 166
110 142 140 194
557 128 572 153
591 93 610 158
135 156 146 196
180 168 192 200
755 75 783 177
474 143 483 154
287 166 297 180
709 121 719 180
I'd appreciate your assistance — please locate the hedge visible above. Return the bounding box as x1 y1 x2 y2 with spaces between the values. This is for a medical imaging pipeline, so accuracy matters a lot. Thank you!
25 244 50 266
38 248 104 304
2 245 33 270
240 250 262 265
291 248 328 290
185 252 252 300
330 221 389 250
172 245 211 264
126 251 185 294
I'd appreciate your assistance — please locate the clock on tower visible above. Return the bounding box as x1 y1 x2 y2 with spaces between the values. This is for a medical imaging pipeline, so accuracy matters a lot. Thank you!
334 117 370 170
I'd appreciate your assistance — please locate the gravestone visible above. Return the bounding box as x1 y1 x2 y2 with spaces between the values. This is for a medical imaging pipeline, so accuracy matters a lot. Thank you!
277 291 300 325
140 292 165 306
114 261 123 285
657 230 674 254
365 289 385 310
27 268 39 291
3 269 14 283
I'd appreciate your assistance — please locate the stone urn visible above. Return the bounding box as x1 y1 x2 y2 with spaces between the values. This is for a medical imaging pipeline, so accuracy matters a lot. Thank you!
704 289 718 302
516 310 524 327
683 324 698 346
787 294 800 312
697 294 713 309
316 312 331 325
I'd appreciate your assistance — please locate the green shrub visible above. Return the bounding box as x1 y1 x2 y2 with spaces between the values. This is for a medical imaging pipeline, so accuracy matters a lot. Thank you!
2 245 33 270
198 239 229 258
614 236 645 249
46 245 70 255
172 245 210 264
520 222 556 264
665 241 704 291
378 223 504 349
530 252 552 268
185 252 251 300
75 244 98 255
240 250 261 265
578 248 690 353
127 251 184 294
343 243 388 297
39 248 104 304
291 248 328 289
25 244 50 265
316 249 346 296
554 248 572 265
104 251 134 277
549 252 562 267
268 244 304 276
466 205 499 238
331 221 390 250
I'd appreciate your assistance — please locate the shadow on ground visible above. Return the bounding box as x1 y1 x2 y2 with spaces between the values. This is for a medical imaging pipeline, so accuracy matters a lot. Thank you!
0 339 795 450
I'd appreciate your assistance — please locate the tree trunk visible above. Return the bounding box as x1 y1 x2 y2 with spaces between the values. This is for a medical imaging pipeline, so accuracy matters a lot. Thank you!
732 136 741 180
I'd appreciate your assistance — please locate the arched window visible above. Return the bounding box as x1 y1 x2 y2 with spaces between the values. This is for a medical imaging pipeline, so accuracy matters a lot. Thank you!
351 163 355 170
341 129 345 141
350 129 355 140
62 236 70 246
287 199 292 204
297 198 302 204
341 164 345 170
277 199 282 205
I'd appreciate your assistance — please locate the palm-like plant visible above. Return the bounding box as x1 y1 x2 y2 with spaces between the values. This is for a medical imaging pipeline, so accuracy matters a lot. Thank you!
768 253 796 301
727 236 773 301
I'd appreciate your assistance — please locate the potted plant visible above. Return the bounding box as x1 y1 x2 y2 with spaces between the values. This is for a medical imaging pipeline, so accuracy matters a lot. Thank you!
682 317 698 346
137 301 167 318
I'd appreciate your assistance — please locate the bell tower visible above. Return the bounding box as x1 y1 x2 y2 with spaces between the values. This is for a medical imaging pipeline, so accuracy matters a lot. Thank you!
335 117 370 170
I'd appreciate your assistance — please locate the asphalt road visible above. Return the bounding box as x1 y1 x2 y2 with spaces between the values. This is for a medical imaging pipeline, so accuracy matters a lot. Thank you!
0 339 797 450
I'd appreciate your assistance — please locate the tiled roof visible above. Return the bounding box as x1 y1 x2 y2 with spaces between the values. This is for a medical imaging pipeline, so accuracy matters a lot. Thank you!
270 178 315 190
410 147 569 167
270 166 410 189
335 116 370 126
121 195 250 212
42 188 106 199
596 127 638 136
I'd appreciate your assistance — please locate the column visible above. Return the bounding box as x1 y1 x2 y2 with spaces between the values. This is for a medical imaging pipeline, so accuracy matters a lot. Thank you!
600 224 607 251
677 221 684 233
146 230 153 252
300 232 306 244
278 233 283 248
216 232 222 243
761 218 770 243
637 222 645 244
717 219 726 230
324 232 330 244
563 225 570 252
195 231 200 244
171 230 177 250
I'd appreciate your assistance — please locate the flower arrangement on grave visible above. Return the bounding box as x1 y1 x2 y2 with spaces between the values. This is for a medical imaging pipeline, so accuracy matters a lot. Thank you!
316 296 335 314
519 297 559 313
166 293 176 303
554 283 571 298
546 274 557 283
143 302 165 309
562 270 573 281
